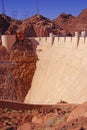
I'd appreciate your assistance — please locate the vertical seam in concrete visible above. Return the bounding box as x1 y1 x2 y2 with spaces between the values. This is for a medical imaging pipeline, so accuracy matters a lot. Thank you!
77 37 80 47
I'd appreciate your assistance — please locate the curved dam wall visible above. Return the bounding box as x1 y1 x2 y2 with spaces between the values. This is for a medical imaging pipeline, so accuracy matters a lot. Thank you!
24 36 87 104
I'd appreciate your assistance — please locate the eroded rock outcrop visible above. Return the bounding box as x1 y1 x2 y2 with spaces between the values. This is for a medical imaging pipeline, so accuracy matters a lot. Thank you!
0 14 11 34
53 9 87 35
0 9 87 37
0 39 37 102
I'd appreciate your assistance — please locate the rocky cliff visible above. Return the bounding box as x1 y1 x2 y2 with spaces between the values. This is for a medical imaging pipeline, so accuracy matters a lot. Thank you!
0 39 37 102
53 9 87 35
0 14 11 34
0 9 87 37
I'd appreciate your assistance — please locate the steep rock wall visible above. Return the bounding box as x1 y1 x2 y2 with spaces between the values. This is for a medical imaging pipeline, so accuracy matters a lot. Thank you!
0 39 37 102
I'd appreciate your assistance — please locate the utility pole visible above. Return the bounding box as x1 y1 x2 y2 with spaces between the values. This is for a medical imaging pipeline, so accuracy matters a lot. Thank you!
1 0 5 14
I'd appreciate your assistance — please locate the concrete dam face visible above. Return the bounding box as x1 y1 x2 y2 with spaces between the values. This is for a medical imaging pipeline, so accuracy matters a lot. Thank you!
25 36 87 104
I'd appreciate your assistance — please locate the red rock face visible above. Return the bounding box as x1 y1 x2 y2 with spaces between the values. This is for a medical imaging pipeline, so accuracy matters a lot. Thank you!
0 39 37 102
0 14 11 34
0 9 86 37
53 9 87 36
53 13 74 29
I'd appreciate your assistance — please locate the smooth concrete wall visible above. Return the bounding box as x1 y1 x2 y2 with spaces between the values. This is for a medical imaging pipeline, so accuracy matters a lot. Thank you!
25 36 87 104
1 35 16 51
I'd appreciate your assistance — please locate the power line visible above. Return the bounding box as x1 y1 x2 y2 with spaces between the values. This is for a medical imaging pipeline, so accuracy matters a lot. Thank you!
36 0 39 14
1 0 5 14
11 10 17 19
